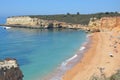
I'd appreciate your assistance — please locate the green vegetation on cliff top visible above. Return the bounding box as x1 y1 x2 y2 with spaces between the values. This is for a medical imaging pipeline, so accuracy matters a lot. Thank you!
29 12 120 25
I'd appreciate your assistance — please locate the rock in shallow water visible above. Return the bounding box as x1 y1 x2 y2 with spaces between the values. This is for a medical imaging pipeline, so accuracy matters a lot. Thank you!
0 58 24 80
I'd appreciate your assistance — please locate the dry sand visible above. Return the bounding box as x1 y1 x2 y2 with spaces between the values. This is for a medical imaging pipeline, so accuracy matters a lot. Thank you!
62 27 120 80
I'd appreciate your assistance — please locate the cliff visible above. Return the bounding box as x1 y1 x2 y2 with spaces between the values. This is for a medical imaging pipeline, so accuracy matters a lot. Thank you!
6 16 88 30
0 67 23 80
6 16 120 31
0 58 23 80
29 12 120 25
88 17 120 32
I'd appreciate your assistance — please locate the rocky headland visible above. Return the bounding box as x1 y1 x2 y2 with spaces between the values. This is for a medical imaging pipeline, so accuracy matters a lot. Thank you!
0 12 119 32
5 16 87 30
0 58 23 80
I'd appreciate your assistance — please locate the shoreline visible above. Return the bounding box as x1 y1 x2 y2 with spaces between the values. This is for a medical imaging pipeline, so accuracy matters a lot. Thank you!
62 28 120 80
0 24 89 31
62 32 98 80
62 32 97 80
0 24 49 29
42 33 92 80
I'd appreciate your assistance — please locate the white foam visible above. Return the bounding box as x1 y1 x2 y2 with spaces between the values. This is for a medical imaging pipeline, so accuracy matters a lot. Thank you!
61 47 85 67
3 26 11 29
66 54 77 62
79 46 85 51
61 62 67 67
61 54 78 67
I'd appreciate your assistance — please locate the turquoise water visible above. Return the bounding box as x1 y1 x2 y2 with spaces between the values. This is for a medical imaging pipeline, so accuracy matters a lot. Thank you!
0 27 86 80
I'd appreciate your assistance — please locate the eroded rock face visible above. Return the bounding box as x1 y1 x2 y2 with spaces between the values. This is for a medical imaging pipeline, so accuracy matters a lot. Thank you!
100 17 120 31
0 67 23 80
88 17 120 32
6 16 48 28
6 16 87 29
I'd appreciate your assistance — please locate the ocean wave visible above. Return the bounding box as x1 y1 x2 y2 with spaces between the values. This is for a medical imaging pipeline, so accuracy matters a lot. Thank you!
66 54 77 62
61 54 78 67
79 46 86 51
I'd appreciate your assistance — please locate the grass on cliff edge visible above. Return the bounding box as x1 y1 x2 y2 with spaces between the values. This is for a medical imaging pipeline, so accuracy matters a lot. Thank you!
29 12 120 25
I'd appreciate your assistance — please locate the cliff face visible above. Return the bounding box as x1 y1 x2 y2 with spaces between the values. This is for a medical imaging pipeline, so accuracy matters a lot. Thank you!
7 17 39 25
100 17 120 31
0 67 23 80
6 16 87 29
6 16 48 28
88 17 120 32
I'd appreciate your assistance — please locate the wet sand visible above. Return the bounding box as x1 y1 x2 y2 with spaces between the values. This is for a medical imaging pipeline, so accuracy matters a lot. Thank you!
62 27 120 80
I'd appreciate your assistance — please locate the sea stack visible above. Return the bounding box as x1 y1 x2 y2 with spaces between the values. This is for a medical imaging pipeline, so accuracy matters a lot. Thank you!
0 58 23 80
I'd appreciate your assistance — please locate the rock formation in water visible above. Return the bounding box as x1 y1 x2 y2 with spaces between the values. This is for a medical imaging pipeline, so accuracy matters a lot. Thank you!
0 58 23 80
6 16 87 29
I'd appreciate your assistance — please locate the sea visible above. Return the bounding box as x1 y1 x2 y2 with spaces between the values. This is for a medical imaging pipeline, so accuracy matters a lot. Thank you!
0 17 87 80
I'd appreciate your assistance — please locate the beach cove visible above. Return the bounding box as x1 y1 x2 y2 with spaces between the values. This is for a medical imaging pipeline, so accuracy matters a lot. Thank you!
1 16 120 80
0 0 120 79
62 17 120 80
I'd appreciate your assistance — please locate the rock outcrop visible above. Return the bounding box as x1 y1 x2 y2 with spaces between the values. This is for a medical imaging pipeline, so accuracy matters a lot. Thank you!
6 16 88 30
0 58 23 80
88 17 120 32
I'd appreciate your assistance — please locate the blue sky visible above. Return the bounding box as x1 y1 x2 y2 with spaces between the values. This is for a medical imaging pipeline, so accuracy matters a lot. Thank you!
0 0 120 17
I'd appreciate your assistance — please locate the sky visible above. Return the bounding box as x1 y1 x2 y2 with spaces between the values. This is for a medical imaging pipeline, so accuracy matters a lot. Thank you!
0 0 120 17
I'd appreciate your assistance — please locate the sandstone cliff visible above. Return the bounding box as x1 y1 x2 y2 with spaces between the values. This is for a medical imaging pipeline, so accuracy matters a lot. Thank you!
6 16 87 29
88 17 120 32
6 16 120 32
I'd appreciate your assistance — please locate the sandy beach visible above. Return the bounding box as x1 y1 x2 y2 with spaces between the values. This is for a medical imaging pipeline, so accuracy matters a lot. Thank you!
62 26 120 80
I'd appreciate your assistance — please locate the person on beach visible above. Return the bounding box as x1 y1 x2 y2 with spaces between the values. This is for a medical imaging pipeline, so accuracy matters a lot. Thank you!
109 53 113 57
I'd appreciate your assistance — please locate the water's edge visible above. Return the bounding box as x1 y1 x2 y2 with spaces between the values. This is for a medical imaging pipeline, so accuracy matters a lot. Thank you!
42 33 92 80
